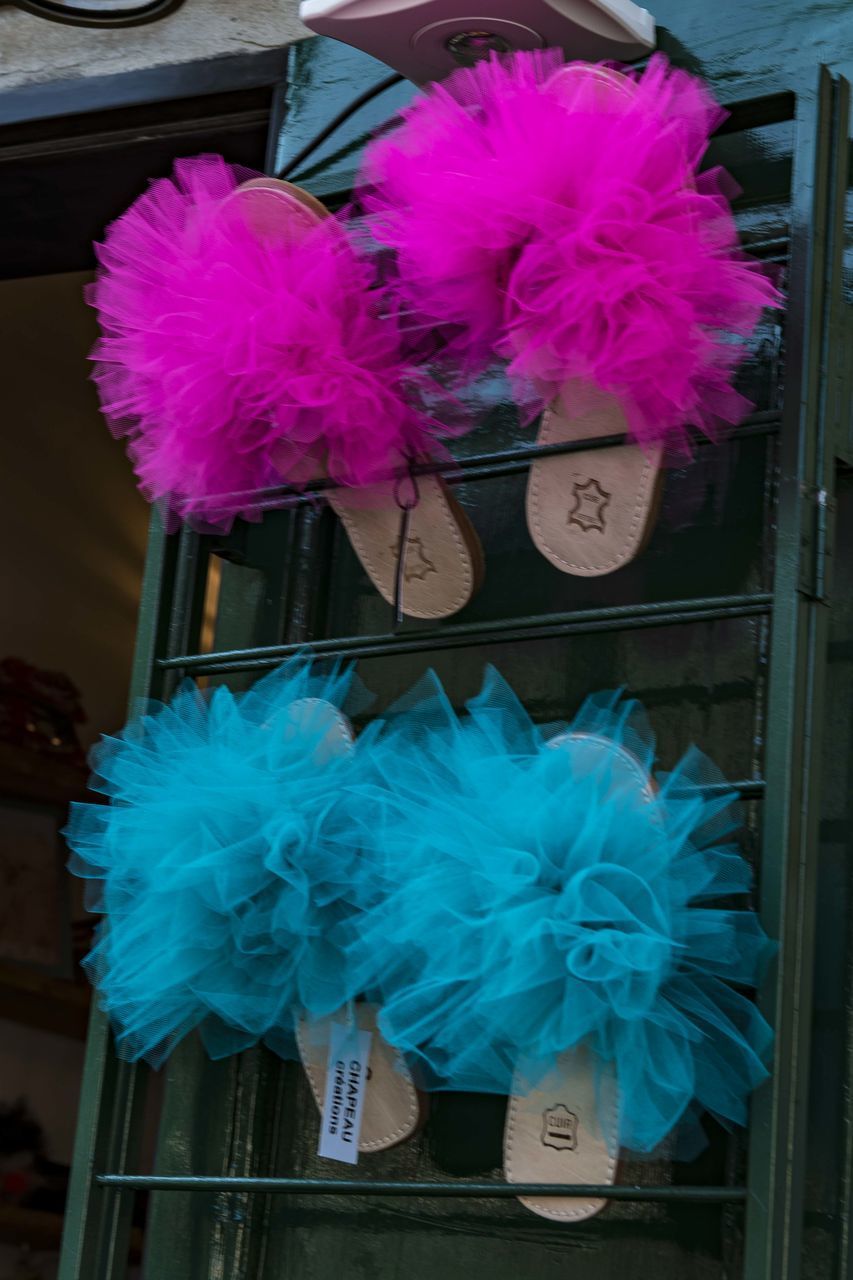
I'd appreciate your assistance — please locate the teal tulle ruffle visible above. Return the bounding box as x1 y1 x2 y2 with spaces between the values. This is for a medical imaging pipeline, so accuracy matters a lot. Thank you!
65 657 774 1156
64 658 377 1067
342 669 775 1154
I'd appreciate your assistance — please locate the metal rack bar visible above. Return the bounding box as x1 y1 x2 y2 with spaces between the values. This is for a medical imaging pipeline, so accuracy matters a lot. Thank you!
193 413 782 520
717 90 796 134
160 593 773 675
744 236 791 262
96 1175 745 1203
693 779 765 799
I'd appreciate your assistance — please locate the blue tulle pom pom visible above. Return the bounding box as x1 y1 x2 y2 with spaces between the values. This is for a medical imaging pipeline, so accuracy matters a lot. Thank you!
64 658 376 1067
66 653 774 1152
345 668 776 1154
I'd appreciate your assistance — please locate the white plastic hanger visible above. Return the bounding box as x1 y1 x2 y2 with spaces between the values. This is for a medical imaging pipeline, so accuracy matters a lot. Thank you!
299 0 655 84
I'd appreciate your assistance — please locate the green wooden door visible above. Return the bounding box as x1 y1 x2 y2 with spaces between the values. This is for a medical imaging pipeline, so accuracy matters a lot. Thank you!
58 14 853 1280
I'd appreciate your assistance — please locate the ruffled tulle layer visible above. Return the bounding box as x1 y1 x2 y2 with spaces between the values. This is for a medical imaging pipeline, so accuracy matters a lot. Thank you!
344 670 774 1153
66 657 773 1153
358 52 781 452
64 659 379 1066
88 156 443 530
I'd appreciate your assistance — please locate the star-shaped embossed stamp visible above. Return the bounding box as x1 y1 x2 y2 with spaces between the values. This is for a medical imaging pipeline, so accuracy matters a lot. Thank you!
389 535 437 582
568 477 611 533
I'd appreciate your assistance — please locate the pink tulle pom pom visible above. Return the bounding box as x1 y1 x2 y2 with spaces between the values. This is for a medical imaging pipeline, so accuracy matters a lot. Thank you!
88 155 441 530
358 52 782 451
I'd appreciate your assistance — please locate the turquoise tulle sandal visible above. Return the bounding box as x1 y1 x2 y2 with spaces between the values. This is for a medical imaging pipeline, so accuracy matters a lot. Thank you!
342 670 776 1219
64 658 420 1155
64 656 772 1186
502 725 657 1222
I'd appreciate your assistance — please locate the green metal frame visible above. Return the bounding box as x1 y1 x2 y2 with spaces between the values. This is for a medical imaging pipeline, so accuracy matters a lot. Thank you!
745 67 851 1280
57 64 852 1280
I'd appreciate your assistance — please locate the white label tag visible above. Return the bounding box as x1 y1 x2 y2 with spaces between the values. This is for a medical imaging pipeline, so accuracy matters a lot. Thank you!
317 1020 372 1165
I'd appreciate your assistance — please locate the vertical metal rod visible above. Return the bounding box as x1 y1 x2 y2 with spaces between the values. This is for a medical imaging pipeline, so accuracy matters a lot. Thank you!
58 516 178 1280
744 68 848 1280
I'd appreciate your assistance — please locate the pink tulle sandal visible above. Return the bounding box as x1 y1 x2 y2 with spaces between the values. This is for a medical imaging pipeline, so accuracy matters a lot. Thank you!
357 53 781 579
522 65 667 578
229 177 484 621
517 60 666 578
88 157 483 620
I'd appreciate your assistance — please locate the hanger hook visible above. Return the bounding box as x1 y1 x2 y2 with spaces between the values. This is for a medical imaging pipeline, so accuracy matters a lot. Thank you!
392 467 421 628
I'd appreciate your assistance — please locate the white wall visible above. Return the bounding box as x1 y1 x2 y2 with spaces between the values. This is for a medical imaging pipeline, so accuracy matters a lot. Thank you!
0 272 149 745
0 0 309 93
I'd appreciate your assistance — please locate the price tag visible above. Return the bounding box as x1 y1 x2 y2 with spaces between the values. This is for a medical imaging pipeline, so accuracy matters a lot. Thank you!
317 1019 372 1165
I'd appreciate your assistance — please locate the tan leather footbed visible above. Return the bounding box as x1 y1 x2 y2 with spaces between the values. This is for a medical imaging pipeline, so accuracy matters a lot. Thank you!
526 388 663 578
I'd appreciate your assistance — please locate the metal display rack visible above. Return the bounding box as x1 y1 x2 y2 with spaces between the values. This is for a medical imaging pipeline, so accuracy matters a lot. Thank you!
57 66 852 1280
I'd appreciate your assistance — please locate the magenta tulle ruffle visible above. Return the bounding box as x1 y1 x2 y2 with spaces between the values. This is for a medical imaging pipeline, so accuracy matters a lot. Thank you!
88 155 444 530
358 52 782 452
